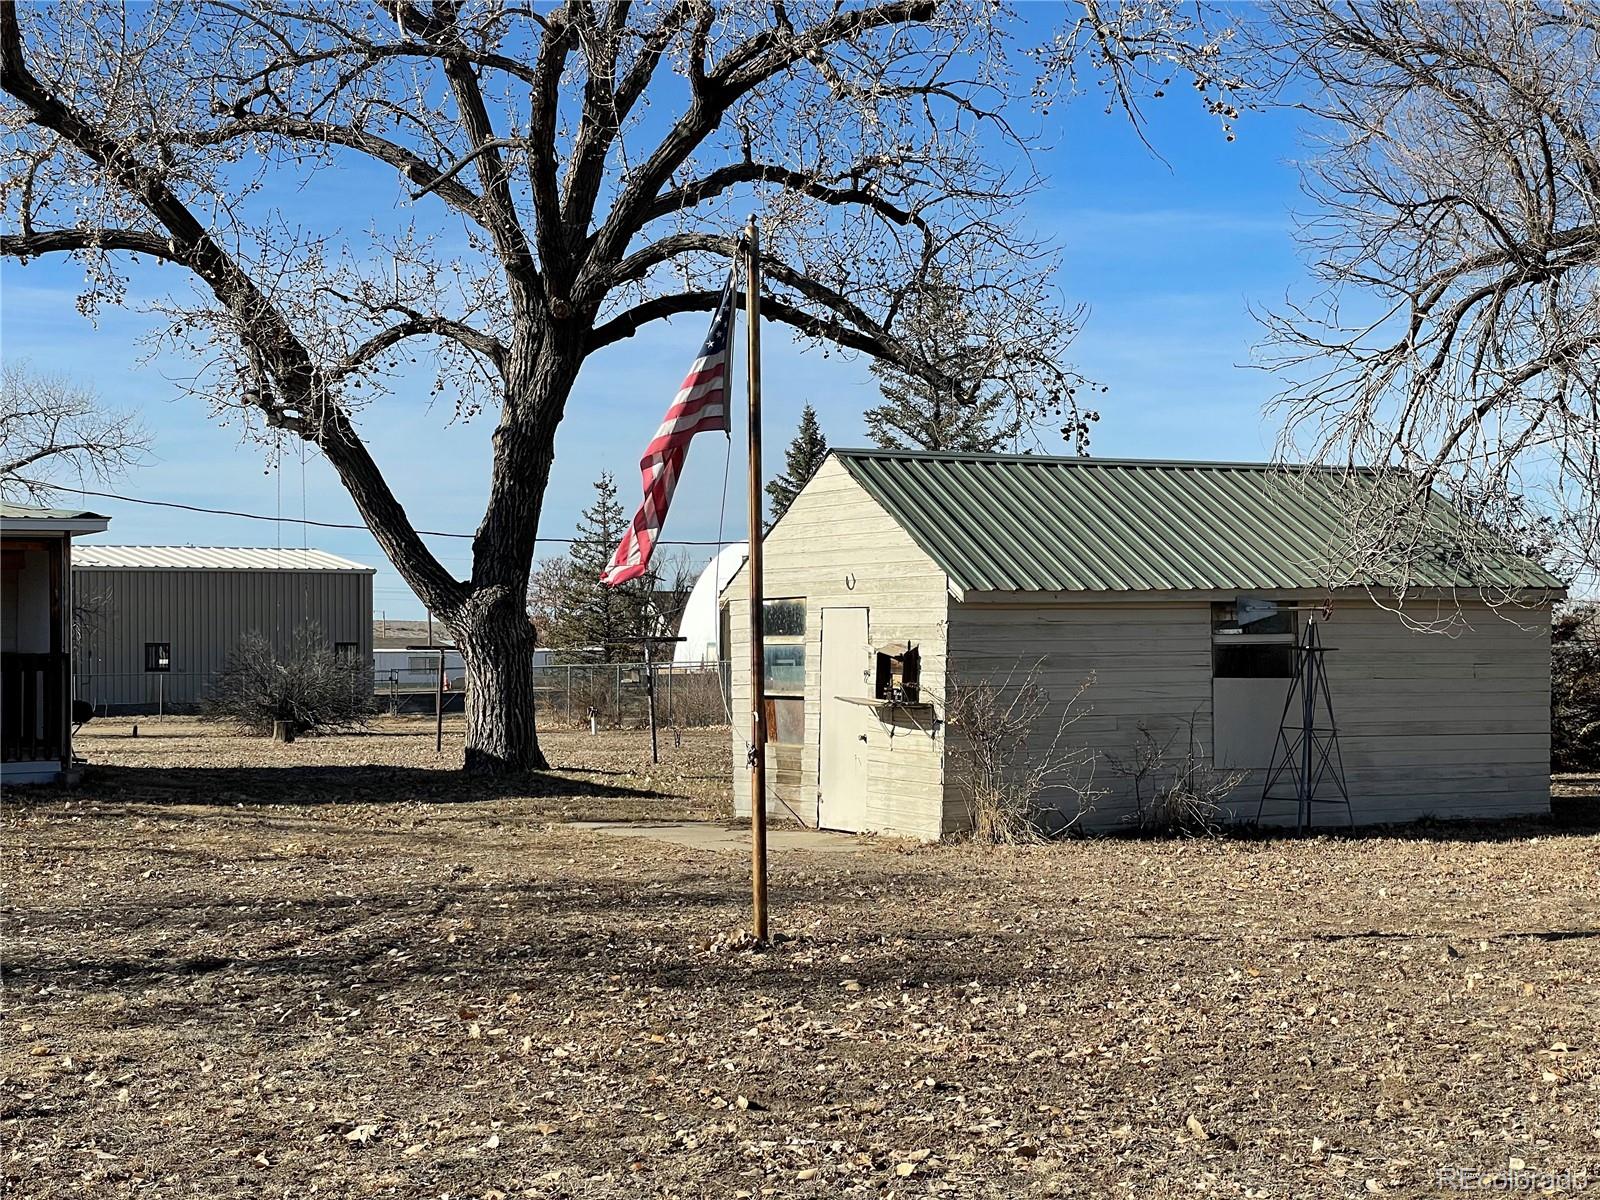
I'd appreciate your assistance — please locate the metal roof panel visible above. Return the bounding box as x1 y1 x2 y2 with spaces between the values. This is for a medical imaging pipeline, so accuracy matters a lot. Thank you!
832 450 1562 595
72 545 374 572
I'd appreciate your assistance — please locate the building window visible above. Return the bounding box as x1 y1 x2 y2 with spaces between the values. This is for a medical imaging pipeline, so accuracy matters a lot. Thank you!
1211 601 1297 770
144 642 171 672
762 599 805 744
334 642 359 662
1211 601 1296 678
762 599 805 695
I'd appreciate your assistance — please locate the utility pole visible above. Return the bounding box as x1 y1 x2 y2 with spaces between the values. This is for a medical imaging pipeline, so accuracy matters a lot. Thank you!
744 217 768 943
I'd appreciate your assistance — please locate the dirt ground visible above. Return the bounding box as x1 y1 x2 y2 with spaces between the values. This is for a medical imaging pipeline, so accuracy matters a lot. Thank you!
4 720 1599 1198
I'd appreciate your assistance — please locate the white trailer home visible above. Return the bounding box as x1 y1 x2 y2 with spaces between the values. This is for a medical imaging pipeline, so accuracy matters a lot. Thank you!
726 450 1563 839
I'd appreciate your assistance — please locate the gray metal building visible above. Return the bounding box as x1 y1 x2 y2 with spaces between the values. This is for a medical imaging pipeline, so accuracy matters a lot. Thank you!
72 546 374 712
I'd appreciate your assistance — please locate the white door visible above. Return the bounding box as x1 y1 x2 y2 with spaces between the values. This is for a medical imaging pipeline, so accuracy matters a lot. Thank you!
818 607 871 832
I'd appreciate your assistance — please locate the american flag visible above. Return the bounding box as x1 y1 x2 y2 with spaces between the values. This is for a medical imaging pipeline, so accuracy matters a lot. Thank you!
602 271 736 587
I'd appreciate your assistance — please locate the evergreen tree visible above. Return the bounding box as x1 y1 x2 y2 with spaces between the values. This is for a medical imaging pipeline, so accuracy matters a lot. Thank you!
765 404 829 528
531 473 658 662
865 281 1021 453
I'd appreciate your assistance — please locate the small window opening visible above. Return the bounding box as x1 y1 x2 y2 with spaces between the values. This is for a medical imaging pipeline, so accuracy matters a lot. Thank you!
144 642 171 672
1211 601 1296 678
334 642 359 662
874 643 920 703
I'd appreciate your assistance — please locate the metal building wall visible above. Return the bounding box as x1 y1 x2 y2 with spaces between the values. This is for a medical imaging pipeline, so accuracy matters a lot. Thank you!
72 567 374 711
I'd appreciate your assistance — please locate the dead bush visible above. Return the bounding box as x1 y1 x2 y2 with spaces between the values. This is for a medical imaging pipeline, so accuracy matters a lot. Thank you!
947 662 1101 843
1107 714 1246 836
662 668 731 728
205 625 374 736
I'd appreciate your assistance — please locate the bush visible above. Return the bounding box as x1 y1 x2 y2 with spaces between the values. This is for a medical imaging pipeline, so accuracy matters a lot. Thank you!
205 625 374 736
1553 603 1600 772
946 662 1101 843
1107 715 1246 836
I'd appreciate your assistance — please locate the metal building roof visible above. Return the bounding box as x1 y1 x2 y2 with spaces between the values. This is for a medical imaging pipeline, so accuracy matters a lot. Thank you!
72 545 374 572
832 449 1562 595
1 501 112 533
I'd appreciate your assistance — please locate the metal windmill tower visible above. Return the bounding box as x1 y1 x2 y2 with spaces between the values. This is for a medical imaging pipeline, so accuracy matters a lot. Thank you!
1255 613 1353 832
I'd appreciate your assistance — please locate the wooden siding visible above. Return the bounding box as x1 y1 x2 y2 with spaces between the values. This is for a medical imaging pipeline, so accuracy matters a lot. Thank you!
945 594 1551 830
727 458 951 840
73 567 373 709
944 602 1214 832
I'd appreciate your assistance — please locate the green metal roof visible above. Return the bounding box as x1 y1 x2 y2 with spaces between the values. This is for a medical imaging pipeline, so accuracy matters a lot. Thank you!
832 449 1563 595
1 501 108 521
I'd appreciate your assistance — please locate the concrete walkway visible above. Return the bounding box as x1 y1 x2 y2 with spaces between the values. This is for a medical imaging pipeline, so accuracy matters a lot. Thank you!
564 820 865 854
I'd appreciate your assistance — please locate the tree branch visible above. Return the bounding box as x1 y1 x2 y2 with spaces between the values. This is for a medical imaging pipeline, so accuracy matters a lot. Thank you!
1 227 184 264
585 0 936 272
0 4 464 612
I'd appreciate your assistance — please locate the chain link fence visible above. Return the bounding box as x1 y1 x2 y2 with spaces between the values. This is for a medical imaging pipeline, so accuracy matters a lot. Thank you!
75 660 733 728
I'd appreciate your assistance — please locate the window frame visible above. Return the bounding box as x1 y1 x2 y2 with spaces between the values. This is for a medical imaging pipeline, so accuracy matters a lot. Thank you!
144 642 171 673
761 597 806 700
1210 601 1297 679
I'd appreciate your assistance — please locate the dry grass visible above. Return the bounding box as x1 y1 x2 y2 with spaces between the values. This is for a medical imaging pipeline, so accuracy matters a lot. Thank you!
63 715 732 822
3 722 1599 1197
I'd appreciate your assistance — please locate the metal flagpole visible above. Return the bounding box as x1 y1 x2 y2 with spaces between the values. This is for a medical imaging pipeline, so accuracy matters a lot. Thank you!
744 217 769 943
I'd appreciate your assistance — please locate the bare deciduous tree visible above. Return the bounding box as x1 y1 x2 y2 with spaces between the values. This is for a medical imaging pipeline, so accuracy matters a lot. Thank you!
0 362 147 503
1044 0 1597 590
0 1 1093 772
1256 0 1600 589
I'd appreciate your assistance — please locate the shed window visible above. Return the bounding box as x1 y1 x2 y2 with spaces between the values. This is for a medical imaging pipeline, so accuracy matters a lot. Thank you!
144 642 171 672
1211 601 1297 678
1211 601 1297 770
762 599 806 697
334 642 359 662
764 697 804 745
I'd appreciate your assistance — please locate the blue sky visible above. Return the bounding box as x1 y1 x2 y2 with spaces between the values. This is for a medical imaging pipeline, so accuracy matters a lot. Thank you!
1 45 1312 620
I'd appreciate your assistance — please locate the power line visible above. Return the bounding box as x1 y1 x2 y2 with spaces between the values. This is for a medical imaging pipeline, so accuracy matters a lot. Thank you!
24 479 742 547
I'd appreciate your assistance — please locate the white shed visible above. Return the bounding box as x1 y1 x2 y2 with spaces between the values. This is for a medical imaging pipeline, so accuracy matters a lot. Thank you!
725 450 1563 839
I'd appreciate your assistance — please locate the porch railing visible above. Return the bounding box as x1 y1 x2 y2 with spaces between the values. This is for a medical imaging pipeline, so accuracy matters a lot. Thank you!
2 651 69 764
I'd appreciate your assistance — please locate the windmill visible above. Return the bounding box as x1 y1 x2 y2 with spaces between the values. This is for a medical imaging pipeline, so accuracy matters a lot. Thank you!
1246 601 1354 832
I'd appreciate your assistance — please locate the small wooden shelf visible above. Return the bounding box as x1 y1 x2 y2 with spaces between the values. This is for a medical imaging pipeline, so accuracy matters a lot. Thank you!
834 696 935 715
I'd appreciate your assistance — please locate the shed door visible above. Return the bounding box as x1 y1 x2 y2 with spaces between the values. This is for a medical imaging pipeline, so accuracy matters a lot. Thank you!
818 607 870 832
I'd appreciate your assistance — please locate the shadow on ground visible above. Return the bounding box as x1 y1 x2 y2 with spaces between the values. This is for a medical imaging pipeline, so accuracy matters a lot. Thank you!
29 763 670 809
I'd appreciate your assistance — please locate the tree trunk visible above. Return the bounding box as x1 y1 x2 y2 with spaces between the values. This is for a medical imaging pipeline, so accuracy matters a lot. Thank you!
451 584 547 773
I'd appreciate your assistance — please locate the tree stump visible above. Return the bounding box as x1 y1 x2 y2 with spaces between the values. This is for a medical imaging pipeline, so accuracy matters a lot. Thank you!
272 720 296 744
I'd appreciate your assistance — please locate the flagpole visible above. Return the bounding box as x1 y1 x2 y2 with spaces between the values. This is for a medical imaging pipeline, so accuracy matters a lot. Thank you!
744 217 769 944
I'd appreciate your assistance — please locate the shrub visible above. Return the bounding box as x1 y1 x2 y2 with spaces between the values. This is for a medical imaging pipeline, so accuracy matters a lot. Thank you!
1553 603 1600 772
1107 715 1246 836
205 625 374 736
946 662 1101 843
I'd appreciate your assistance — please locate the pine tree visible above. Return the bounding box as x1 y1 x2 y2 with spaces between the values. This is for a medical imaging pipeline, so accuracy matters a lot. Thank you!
531 473 658 662
765 404 829 528
865 281 1022 453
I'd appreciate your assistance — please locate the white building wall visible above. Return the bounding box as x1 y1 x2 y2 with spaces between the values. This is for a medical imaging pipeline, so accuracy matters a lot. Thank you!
945 594 1551 831
726 459 951 840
